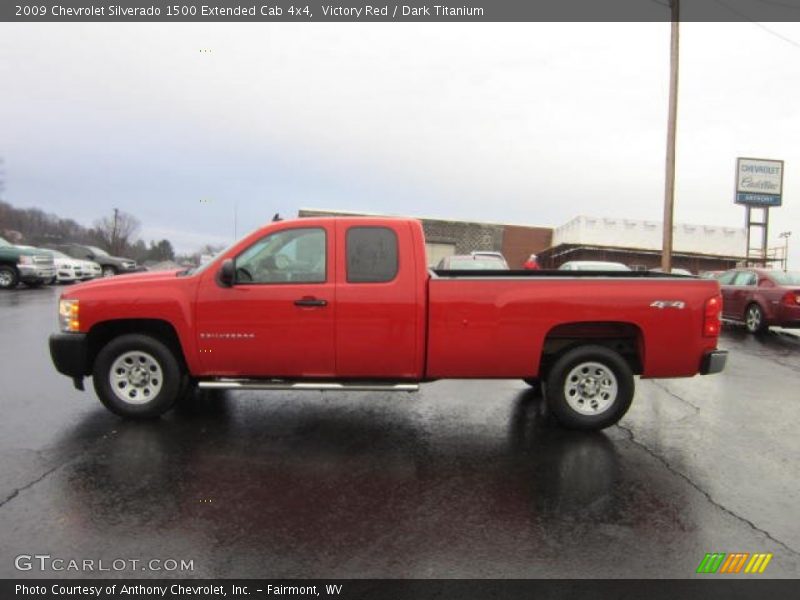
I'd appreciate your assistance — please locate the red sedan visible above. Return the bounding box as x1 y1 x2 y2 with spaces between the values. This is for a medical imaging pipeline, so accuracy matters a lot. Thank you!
719 268 800 333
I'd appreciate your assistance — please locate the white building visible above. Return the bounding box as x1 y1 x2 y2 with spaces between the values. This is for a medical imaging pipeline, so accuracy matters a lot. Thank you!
553 216 747 258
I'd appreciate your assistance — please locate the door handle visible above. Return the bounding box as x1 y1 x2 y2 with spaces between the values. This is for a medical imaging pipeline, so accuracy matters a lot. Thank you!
294 297 328 307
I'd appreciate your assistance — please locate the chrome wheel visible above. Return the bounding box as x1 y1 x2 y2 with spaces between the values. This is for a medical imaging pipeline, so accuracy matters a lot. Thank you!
745 305 763 333
109 351 164 405
564 361 618 416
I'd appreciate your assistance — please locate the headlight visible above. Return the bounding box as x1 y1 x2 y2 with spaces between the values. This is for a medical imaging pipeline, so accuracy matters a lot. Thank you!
58 299 80 332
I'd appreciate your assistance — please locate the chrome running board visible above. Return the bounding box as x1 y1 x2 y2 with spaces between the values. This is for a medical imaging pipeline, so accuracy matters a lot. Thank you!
198 379 419 392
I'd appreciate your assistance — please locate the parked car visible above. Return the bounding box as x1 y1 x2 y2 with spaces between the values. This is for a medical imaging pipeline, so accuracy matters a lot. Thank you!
699 270 725 280
718 268 800 333
559 261 631 271
437 254 509 270
650 267 693 276
16 245 85 284
76 257 102 280
0 236 55 290
470 251 510 269
49 216 726 431
50 244 143 277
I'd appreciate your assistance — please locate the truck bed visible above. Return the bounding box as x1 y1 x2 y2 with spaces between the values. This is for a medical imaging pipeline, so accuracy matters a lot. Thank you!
426 273 719 379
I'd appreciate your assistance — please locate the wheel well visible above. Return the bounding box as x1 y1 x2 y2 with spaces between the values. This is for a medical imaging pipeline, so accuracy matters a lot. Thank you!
86 319 187 374
540 322 643 377
744 301 763 313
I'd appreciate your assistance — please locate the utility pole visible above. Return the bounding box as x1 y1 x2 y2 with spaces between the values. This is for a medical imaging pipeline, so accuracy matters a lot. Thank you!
0 157 6 201
112 207 119 253
779 231 791 271
661 0 680 272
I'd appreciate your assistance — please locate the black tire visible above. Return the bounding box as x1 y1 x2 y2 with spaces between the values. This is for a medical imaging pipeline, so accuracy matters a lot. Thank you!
25 280 44 288
545 345 634 431
102 265 117 277
92 334 184 419
744 303 766 334
0 265 19 290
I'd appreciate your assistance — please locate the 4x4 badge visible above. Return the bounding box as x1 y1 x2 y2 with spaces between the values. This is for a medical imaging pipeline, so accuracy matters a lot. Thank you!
650 300 685 309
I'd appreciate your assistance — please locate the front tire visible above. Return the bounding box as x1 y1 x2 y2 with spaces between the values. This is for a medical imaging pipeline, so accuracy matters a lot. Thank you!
0 265 19 290
545 345 634 431
745 303 766 334
102 265 117 277
93 334 184 419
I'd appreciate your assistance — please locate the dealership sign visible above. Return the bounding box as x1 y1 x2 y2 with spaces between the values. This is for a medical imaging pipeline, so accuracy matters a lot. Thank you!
735 157 784 207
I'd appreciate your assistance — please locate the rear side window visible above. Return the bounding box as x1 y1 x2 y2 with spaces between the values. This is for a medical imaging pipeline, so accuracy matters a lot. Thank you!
346 227 398 283
733 271 756 286
718 271 737 285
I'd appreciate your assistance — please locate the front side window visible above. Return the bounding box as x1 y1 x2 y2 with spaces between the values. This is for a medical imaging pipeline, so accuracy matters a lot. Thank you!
235 228 326 284
346 227 398 283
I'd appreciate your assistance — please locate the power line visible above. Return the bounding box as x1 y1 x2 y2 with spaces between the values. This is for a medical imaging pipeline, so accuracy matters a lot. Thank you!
746 0 800 11
712 0 800 50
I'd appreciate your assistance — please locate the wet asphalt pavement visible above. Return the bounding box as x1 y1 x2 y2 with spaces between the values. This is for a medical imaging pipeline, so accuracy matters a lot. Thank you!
1 284 799 579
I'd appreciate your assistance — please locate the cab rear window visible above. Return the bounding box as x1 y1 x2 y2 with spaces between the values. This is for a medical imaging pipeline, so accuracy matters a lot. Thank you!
346 227 398 283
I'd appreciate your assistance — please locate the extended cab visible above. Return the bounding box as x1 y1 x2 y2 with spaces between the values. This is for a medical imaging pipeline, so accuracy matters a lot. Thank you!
49 217 727 430
0 236 55 289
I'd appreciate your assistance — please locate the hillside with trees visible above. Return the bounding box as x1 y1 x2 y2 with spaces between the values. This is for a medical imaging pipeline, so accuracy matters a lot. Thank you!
0 200 176 264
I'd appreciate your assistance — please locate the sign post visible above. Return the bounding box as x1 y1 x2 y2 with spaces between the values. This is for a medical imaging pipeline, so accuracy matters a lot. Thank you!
735 158 784 266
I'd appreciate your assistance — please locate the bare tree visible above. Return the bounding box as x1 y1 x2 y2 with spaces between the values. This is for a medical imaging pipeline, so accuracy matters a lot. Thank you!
93 209 141 255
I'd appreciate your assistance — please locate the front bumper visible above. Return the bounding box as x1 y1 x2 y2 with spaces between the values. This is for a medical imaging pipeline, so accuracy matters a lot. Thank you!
56 269 80 282
18 264 55 282
700 350 728 375
49 333 89 379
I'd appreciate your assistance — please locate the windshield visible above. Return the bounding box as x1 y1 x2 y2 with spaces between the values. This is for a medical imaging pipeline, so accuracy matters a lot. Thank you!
87 245 109 256
0 236 10 248
769 271 800 286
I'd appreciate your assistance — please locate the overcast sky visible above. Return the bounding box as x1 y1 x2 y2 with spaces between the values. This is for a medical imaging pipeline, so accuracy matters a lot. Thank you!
1 21 798 264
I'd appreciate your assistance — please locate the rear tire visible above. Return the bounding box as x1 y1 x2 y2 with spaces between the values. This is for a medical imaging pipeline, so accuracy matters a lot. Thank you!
0 265 19 290
93 334 184 419
102 265 117 277
545 345 634 431
745 303 766 334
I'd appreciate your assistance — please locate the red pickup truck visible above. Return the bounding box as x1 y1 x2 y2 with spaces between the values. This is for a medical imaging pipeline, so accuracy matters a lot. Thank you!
49 217 727 430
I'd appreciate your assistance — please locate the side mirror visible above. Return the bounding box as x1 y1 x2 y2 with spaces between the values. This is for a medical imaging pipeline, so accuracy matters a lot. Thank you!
219 259 235 287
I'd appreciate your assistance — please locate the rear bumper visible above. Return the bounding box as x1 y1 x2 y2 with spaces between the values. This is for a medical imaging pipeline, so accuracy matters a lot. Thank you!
774 304 800 328
49 333 89 378
700 350 728 375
